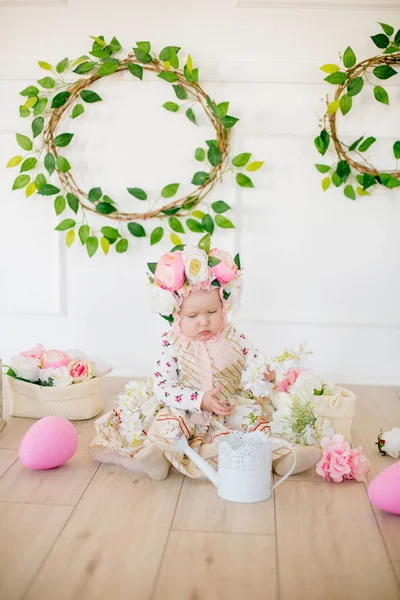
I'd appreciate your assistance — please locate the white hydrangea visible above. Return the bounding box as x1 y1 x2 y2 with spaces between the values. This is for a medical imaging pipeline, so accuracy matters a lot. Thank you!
242 355 275 397
116 380 154 448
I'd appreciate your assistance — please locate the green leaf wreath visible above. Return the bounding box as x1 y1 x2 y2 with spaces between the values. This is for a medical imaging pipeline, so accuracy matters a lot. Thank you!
6 36 264 257
314 22 400 199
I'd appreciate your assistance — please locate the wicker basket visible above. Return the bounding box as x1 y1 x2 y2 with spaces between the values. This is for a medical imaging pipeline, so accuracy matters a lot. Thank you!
318 386 356 442
6 375 103 420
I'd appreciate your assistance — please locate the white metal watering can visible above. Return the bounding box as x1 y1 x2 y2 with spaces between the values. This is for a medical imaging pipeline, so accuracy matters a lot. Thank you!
172 431 296 503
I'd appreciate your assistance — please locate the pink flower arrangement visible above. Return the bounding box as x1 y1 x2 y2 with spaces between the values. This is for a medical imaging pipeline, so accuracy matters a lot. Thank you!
209 248 238 284
20 344 45 360
316 434 370 483
68 359 94 383
41 349 70 370
154 252 186 291
275 367 303 393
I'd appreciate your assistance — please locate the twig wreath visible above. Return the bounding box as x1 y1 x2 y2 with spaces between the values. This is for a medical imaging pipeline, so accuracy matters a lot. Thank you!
7 36 263 256
314 22 400 199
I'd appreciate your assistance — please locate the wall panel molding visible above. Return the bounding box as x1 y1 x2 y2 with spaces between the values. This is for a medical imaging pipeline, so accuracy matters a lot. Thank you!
236 1 400 10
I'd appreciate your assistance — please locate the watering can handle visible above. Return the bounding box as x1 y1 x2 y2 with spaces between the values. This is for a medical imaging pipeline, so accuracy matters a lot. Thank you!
269 439 297 492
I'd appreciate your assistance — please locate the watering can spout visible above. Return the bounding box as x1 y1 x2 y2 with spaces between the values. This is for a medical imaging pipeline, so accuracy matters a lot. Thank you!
171 436 218 486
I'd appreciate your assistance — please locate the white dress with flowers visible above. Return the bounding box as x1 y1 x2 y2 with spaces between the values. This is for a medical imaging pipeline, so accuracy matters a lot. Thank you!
89 323 288 478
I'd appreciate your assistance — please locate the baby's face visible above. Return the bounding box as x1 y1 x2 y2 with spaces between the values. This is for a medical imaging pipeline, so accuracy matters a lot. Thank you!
179 289 224 341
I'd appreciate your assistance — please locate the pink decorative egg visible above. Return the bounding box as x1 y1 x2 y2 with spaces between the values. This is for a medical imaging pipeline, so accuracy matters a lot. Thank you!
19 416 78 470
368 460 400 515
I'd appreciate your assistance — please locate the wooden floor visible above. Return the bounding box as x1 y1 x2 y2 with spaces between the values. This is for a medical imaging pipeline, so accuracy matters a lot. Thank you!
0 379 400 600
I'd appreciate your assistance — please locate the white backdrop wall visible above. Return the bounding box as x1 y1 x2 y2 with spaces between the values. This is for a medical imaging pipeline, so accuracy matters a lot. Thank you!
0 0 399 384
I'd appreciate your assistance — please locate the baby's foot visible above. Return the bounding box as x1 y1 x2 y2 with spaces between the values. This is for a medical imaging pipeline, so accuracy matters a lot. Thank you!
135 445 171 480
273 444 321 476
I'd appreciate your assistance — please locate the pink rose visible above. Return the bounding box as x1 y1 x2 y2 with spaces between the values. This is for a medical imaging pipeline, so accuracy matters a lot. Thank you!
68 359 94 383
210 248 237 285
154 252 185 291
20 343 45 360
41 349 70 370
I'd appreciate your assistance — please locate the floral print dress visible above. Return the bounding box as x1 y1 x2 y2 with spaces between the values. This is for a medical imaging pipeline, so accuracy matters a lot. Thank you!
89 322 287 478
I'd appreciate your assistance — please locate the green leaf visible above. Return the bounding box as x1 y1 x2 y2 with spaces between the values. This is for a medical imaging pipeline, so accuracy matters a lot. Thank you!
98 60 119 77
211 279 221 288
320 64 340 74
212 200 230 213
86 236 99 257
31 116 44 138
379 173 400 188
66 192 79 213
12 174 30 190
379 23 394 36
55 218 76 231
56 57 68 73
35 174 47 189
195 147 205 161
371 34 389 49
80 90 102 103
347 77 364 97
168 217 184 233
73 61 96 74
327 100 340 114
170 234 182 248
217 102 229 118
79 224 90 244
20 157 37 172
19 106 30 118
198 233 211 254
96 202 117 214
20 85 39 97
158 71 177 83
221 115 239 129
373 65 397 80
358 173 377 190
192 172 210 185
43 153 55 176
90 35 107 48
315 164 331 173
215 215 234 229
332 172 342 187
208 256 221 268
56 156 71 173
202 214 214 235
128 222 146 237
206 96 218 117
207 144 221 166
7 155 23 168
186 219 203 233
359 137 376 152
314 129 330 156
322 177 330 191
53 133 74 147
37 184 60 196
133 47 152 64
344 184 356 200
38 77 55 89
110 36 122 53
163 102 179 112
395 29 400 45
159 46 180 61
116 238 128 253
137 41 151 53
236 173 254 188
246 161 264 172
234 254 241 269
192 210 205 219
343 46 356 69
99 226 119 242
186 108 196 124
150 226 164 245
127 63 143 80
383 45 400 54
161 183 179 198
173 85 187 100
16 133 32 151
127 187 147 200
147 262 157 274
232 153 251 167
324 72 347 84
71 104 84 119
374 86 389 105
33 97 48 116
23 96 38 110
393 141 400 159
88 187 102 203
51 91 70 108
54 196 66 216
348 136 364 151
66 230 75 247
337 160 350 182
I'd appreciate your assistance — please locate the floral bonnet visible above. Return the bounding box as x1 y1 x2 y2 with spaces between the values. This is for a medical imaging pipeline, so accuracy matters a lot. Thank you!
147 234 243 323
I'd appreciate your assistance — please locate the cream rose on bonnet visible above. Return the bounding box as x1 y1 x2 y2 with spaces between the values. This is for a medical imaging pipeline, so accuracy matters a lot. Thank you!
182 246 210 284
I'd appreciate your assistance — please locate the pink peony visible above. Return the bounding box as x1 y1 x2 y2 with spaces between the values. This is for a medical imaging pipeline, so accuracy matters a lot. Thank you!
210 248 237 285
68 359 94 383
316 434 370 483
276 367 303 392
41 349 70 370
154 252 186 291
20 344 45 360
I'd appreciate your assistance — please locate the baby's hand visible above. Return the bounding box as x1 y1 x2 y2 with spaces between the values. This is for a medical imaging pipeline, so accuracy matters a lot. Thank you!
263 367 276 383
201 384 233 416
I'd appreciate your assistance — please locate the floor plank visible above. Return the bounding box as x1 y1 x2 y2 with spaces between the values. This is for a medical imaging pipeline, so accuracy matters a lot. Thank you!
0 448 18 477
25 465 183 600
393 562 400 587
172 475 276 535
275 480 399 600
153 531 277 600
0 502 72 600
